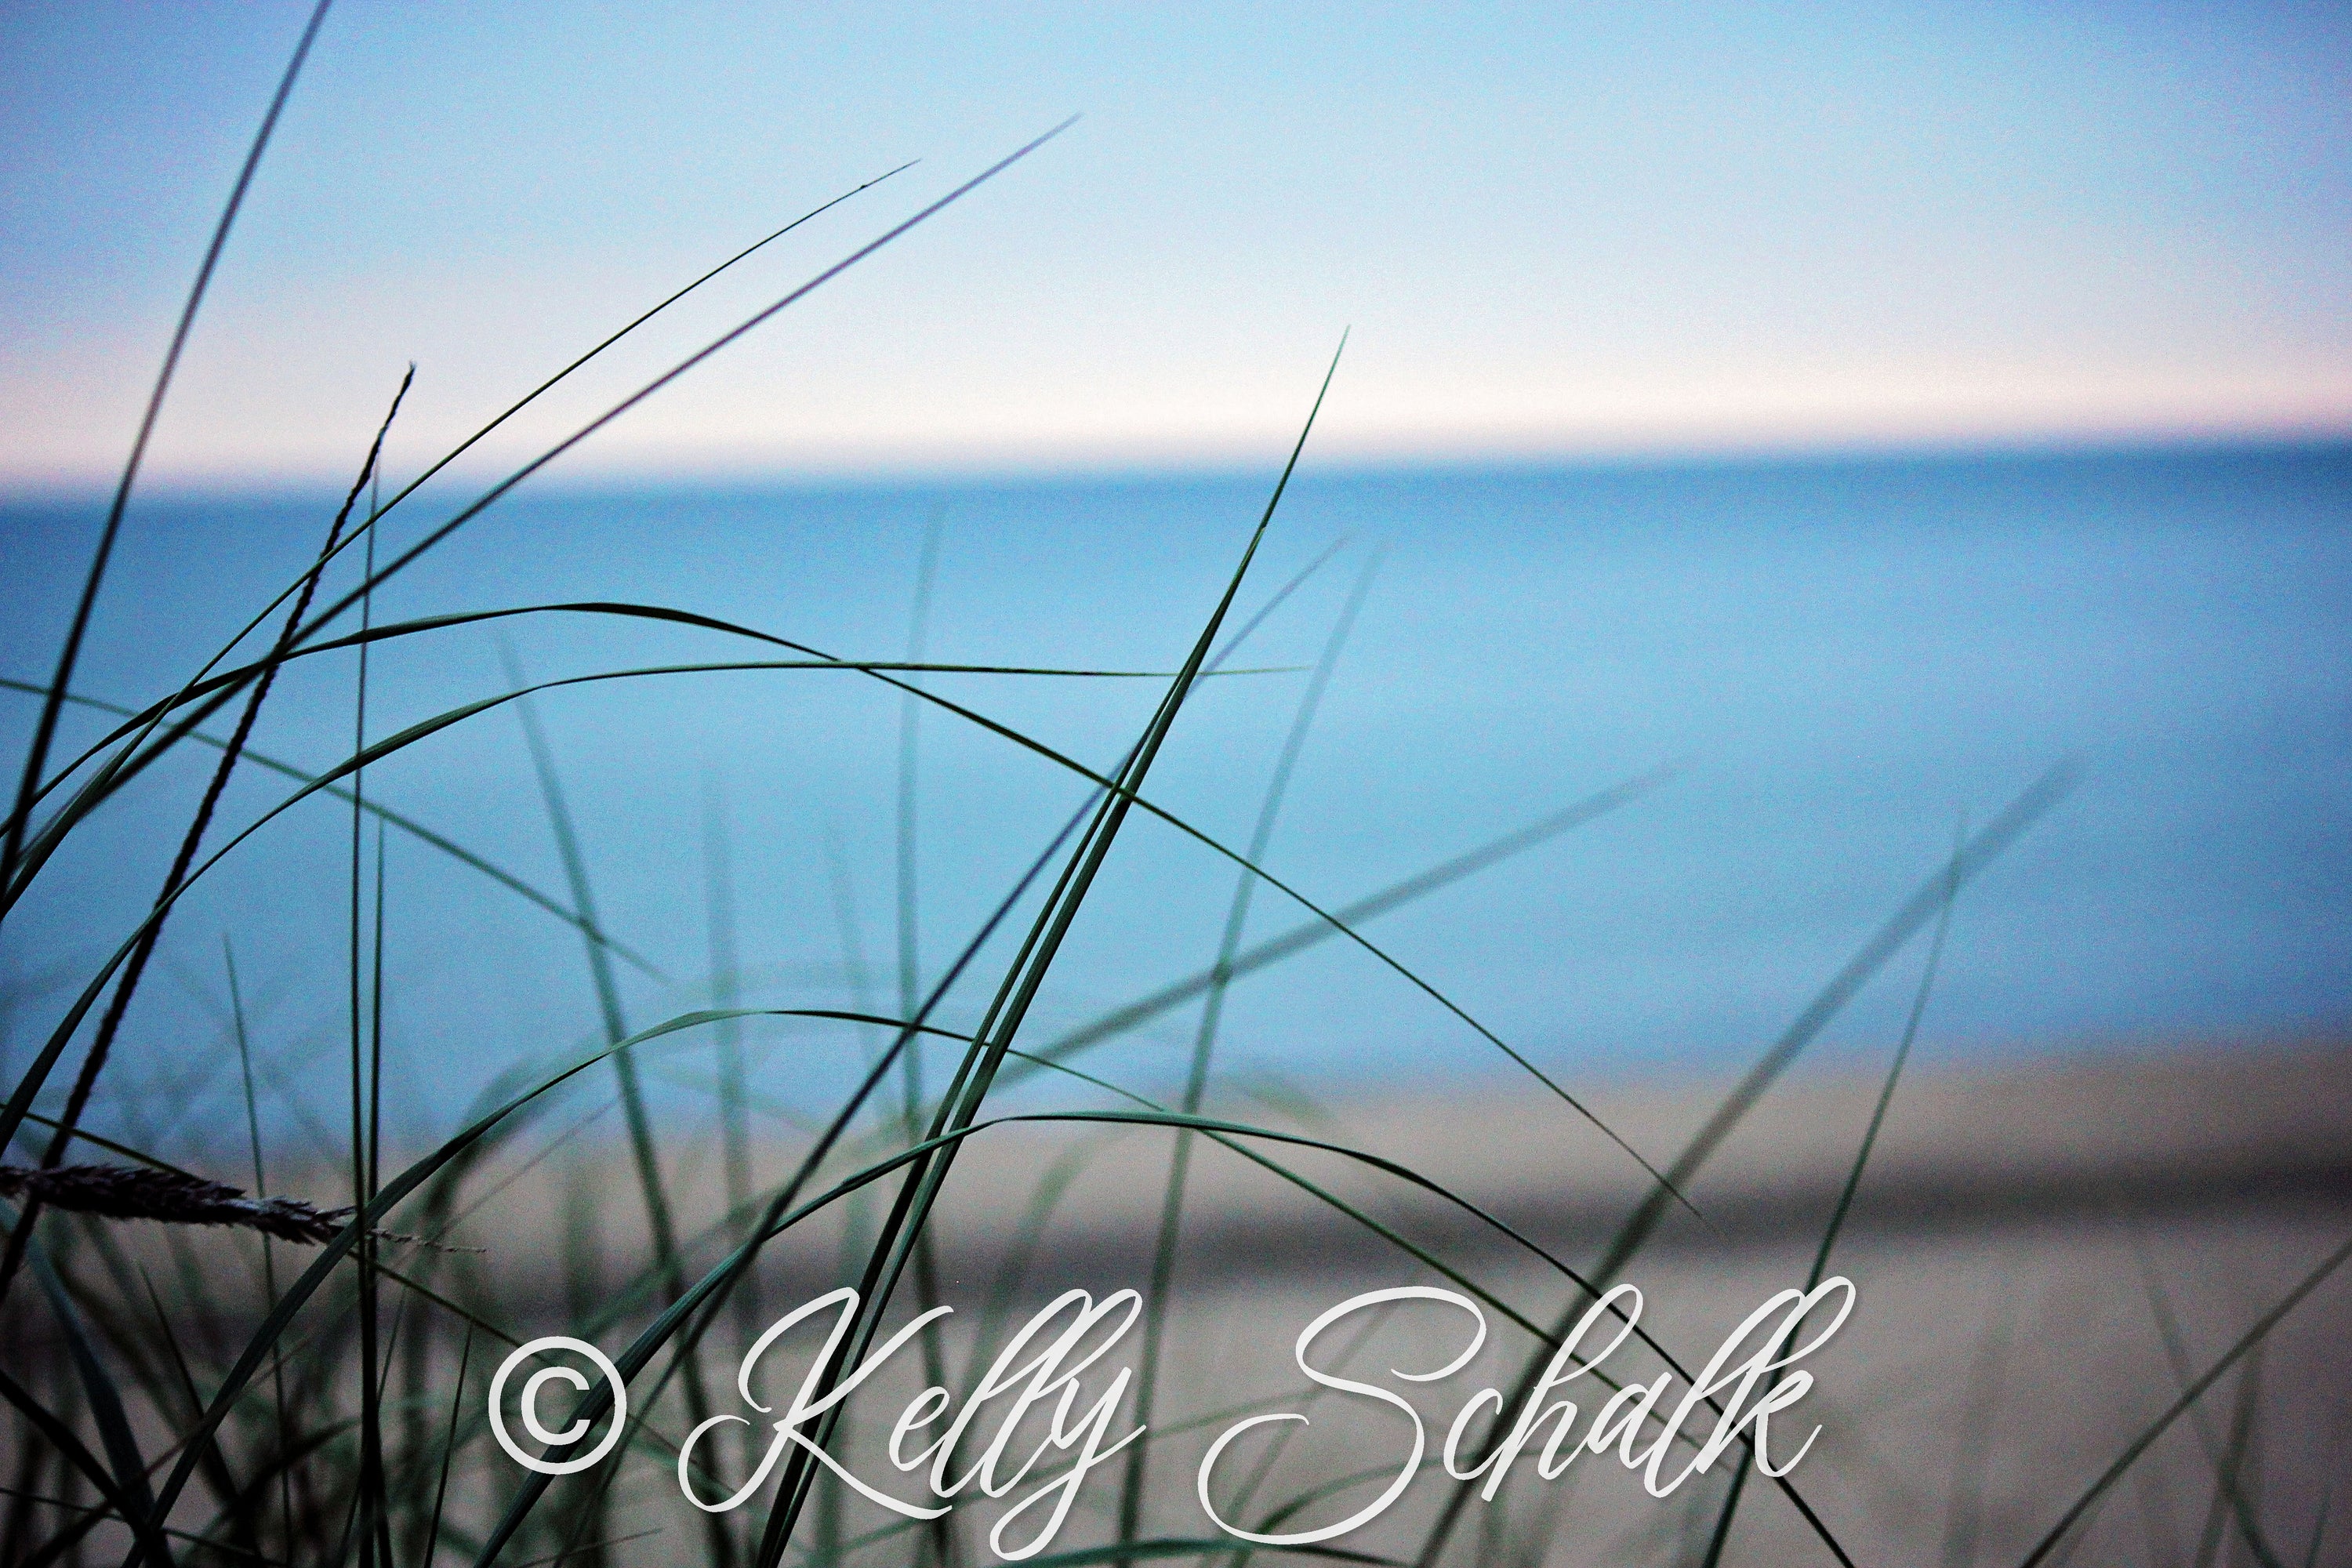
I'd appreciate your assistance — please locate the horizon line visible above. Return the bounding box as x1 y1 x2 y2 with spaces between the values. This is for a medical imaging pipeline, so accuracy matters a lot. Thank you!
3 420 2347 506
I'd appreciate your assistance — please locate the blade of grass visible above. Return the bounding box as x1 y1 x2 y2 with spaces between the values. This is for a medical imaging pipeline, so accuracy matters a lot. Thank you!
1416 771 2071 1568
1600 764 2071 1284
0 136 1040 942
1697 815 1967 1568
0 677 665 978
0 0 332 916
0 158 919 866
136 1261 256 1549
347 522 387 1568
2130 1236 2288 1568
1122 547 1379 1553
892 512 957 1568
0 373 408 1310
702 777 758 1352
751 337 1351 1568
2189 1346 2260 1568
1004 1047 1850 1533
499 642 681 1283
423 1323 473 1568
898 515 942 1042
495 638 730 1568
1011 764 1676 1080
368 822 396 1568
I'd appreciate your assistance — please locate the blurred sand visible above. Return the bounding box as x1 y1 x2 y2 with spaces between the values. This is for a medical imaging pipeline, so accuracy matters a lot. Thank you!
408 1038 2352 1564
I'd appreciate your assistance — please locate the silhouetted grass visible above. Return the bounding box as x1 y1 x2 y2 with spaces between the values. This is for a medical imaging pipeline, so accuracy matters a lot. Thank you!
4 16 2347 1568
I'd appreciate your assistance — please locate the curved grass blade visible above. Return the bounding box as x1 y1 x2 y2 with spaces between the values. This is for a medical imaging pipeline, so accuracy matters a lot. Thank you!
0 677 663 979
19 593 1258 800
34 588 1683 1209
5 158 916 844
1011 763 1678 1079
5 604 1233 907
1007 1098 1851 1552
4 132 1055 906
889 514 961 1567
837 666 1693 1210
2129 1236 2288 1568
344 521 390 1568
324 162 915 554
0 657 1179 1161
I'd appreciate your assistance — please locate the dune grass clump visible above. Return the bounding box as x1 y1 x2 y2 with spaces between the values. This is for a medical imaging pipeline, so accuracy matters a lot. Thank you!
5 14 2347 1568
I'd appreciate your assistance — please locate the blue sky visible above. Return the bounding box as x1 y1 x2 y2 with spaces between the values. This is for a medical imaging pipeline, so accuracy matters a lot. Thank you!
2 1 2346 486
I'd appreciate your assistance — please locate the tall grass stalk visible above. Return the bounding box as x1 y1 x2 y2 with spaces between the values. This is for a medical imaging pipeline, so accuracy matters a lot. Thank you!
1120 548 1380 1552
0 0 332 913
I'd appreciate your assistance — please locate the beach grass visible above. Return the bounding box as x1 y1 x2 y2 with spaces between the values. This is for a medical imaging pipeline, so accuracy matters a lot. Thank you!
3 16 2347 1568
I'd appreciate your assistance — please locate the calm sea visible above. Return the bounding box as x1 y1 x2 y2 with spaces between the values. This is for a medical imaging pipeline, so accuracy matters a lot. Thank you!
2 440 2347 1140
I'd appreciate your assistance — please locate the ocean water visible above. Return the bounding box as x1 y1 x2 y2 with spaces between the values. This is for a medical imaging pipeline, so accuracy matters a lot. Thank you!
2 440 2347 1146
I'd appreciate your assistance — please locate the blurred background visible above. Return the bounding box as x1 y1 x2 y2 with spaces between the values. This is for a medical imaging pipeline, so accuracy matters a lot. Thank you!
2 0 2345 1117
2 4 2347 1564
